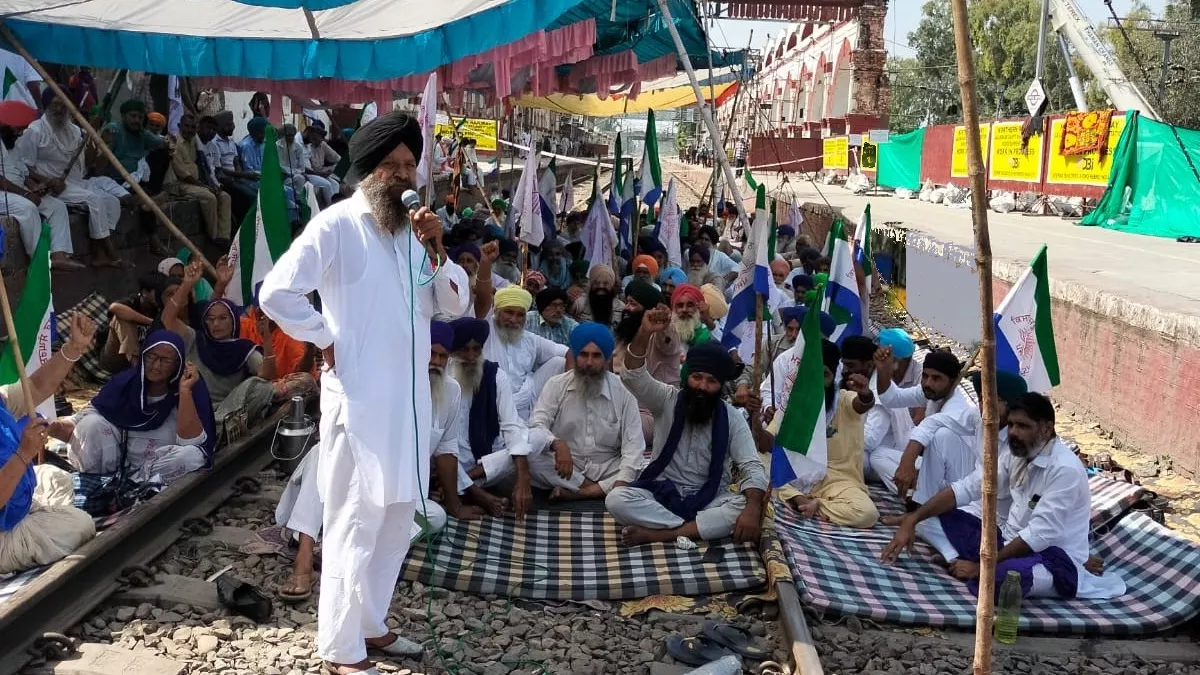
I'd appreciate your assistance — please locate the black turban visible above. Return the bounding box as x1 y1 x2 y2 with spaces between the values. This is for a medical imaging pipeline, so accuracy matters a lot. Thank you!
535 287 568 314
625 279 664 311
840 335 876 362
684 342 740 384
923 350 962 379
497 238 518 256
119 99 146 115
449 317 489 352
969 370 1029 406
347 111 423 184
821 339 841 372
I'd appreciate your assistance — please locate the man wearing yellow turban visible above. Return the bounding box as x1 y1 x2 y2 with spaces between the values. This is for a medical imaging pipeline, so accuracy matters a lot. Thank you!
487 285 568 420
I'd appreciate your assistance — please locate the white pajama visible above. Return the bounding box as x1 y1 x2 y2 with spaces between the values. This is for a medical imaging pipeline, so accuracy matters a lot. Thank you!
316 423 417 664
0 191 72 255
605 487 748 541
456 449 516 493
59 180 120 239
307 174 338 205
68 407 207 485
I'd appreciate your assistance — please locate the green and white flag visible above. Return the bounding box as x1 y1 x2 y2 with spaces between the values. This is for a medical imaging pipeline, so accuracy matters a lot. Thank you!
2 67 35 107
994 245 1060 393
637 109 663 207
770 292 828 489
225 125 292 306
0 225 56 420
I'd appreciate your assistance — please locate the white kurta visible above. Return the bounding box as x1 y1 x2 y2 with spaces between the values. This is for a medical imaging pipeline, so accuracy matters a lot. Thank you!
260 190 468 664
877 382 980 503
17 117 121 239
261 190 470 508
949 438 1125 599
482 319 567 420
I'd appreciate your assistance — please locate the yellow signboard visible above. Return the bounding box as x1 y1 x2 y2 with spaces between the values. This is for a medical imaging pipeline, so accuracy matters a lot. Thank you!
988 121 1043 183
1045 115 1127 186
823 136 848 170
951 124 991 178
435 117 499 152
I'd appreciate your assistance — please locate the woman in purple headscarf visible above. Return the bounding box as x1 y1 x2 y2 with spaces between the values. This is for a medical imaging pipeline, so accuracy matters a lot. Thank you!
162 262 315 425
67 330 217 486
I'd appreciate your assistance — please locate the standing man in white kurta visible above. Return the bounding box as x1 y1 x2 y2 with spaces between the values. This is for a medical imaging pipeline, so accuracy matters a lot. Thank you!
260 112 470 675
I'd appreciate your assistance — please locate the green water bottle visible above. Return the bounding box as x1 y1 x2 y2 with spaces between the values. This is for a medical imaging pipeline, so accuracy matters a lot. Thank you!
994 570 1023 644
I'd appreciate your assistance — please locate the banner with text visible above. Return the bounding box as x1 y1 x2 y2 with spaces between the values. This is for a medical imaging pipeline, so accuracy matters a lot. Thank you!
951 124 991 178
435 117 499 152
823 136 849 170
1045 115 1127 186
988 121 1044 183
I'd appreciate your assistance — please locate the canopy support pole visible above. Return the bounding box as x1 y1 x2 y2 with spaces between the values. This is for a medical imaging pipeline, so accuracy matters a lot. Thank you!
654 0 745 225
0 22 214 275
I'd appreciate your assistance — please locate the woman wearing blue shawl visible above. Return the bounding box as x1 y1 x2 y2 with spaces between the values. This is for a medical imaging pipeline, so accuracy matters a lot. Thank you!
162 262 315 424
66 330 217 486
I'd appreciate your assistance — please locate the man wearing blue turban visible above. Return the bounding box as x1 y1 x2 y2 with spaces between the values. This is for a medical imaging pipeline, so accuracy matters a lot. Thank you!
525 323 645 502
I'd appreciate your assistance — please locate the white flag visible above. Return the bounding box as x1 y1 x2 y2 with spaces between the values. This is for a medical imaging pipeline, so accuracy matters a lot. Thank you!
516 151 544 247
657 178 682 268
415 73 439 191
558 170 575 215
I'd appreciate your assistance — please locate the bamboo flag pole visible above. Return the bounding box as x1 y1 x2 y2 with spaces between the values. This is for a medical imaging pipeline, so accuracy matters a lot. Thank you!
0 23 215 275
948 2 1001 673
0 274 40 459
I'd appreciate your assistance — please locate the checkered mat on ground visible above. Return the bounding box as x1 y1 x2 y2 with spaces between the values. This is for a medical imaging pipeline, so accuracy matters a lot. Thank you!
401 508 766 600
776 481 1198 634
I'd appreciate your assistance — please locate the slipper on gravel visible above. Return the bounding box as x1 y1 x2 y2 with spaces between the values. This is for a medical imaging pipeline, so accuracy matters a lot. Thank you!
666 634 736 667
277 575 314 604
701 621 770 660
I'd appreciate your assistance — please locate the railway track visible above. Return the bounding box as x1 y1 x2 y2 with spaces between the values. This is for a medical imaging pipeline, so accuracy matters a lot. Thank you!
0 416 284 675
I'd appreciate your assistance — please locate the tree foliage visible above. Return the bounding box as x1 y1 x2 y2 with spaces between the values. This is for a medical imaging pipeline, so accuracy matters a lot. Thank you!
1102 0 1200 129
893 0 1200 132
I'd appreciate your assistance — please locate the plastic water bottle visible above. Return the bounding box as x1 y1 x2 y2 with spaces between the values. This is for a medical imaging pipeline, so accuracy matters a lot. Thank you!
994 570 1023 645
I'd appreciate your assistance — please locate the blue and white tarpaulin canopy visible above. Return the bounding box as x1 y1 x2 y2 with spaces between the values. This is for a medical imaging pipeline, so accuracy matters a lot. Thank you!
0 0 588 80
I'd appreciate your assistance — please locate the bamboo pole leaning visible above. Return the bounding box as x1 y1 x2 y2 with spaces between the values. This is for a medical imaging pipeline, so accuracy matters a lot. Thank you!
0 23 214 275
948 2 1002 673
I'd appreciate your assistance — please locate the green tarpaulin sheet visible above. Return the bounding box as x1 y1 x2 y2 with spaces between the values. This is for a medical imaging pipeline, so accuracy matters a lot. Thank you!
876 128 925 191
1080 111 1200 239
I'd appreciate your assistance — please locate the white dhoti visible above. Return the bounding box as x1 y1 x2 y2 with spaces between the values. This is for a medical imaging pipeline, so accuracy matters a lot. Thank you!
58 179 120 239
317 421 416 664
0 465 97 575
605 486 746 541
0 192 72 255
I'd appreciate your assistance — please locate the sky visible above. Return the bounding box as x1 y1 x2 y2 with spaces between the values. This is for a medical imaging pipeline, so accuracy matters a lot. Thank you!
711 0 1168 57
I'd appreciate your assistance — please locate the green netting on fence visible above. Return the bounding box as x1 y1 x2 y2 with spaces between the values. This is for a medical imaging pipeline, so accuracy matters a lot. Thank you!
1080 111 1200 239
876 128 925 191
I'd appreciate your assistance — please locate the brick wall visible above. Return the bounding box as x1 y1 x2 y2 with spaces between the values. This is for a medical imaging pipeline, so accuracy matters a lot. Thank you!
999 274 1200 477
852 0 890 128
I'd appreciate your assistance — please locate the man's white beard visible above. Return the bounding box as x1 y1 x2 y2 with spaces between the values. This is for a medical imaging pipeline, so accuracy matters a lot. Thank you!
448 358 483 395
496 324 523 344
673 314 701 343
687 269 709 286
359 174 410 233
429 369 445 414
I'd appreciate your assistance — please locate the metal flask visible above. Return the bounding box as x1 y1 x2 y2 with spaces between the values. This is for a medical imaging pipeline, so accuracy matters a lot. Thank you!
272 395 316 476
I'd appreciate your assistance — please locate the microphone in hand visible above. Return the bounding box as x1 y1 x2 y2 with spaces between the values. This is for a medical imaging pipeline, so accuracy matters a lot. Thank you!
401 189 442 266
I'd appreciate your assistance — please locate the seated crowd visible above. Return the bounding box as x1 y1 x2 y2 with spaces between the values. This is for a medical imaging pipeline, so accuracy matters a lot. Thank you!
0 91 1119 609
